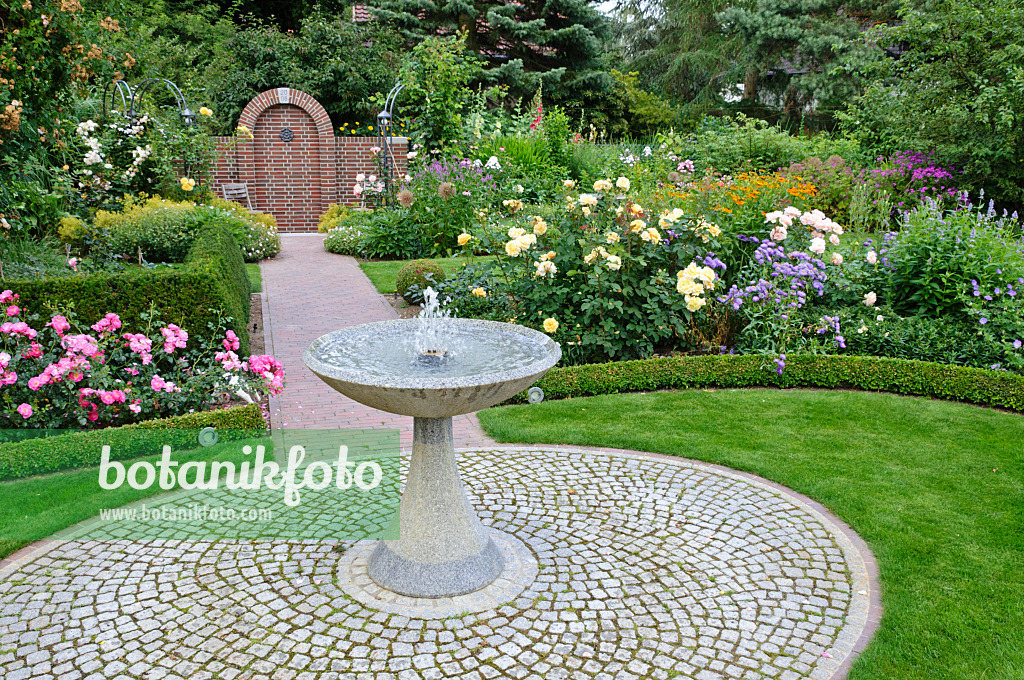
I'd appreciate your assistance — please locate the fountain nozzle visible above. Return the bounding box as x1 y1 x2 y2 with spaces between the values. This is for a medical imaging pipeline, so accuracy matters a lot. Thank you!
417 349 450 366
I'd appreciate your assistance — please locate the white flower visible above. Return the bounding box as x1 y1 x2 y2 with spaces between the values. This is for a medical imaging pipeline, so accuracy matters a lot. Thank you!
864 291 877 307
778 215 794 228
593 179 613 192
765 211 784 224
770 226 788 241
643 146 652 156
829 234 841 246
83 150 103 166
534 260 557 277
485 155 501 170
830 252 844 266
809 238 826 255
578 194 598 207
355 173 365 182
866 250 878 264
563 179 575 188
784 206 801 217
876 315 885 321
616 176 631 191
605 254 622 270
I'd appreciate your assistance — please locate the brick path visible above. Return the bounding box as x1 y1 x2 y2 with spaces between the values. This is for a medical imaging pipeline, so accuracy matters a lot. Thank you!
260 234 493 447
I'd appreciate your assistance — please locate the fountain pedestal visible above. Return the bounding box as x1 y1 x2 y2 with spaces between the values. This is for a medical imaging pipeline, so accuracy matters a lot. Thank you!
367 417 503 597
304 318 560 599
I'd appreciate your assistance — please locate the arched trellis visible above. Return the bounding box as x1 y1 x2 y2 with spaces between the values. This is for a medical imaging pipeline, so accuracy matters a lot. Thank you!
375 80 405 203
102 77 204 186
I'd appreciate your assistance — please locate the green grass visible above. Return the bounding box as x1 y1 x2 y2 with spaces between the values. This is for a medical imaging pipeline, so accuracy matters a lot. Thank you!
0 441 248 559
359 256 496 294
478 389 1024 680
246 262 262 293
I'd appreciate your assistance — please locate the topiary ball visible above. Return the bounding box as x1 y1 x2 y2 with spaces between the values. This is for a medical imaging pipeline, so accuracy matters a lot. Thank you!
395 259 446 304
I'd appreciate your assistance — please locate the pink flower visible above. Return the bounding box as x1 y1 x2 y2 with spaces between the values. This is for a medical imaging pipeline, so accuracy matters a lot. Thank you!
91 313 122 335
129 401 142 414
98 389 126 405
151 375 166 391
123 333 153 364
215 350 244 371
0 290 16 304
353 184 363 196
0 351 9 369
0 321 37 339
223 330 240 351
22 342 42 359
160 324 188 353
6 305 20 316
68 257 79 271
63 334 102 358
47 315 71 335
0 371 16 386
87 410 99 422
370 146 381 155
16 403 33 419
28 376 46 391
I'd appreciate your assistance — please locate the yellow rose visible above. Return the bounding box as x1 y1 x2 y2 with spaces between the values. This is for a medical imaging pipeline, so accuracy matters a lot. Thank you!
507 227 526 238
180 177 195 192
606 232 620 244
629 219 646 232
471 287 487 297
543 318 559 333
685 295 706 312
616 176 631 191
199 107 213 117
505 240 523 257
458 233 472 246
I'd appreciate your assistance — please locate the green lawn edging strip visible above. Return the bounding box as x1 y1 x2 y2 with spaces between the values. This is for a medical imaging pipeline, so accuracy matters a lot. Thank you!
0 403 265 481
511 353 1024 413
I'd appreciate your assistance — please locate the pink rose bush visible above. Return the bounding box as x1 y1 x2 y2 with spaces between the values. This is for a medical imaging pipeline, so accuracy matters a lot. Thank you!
0 291 285 428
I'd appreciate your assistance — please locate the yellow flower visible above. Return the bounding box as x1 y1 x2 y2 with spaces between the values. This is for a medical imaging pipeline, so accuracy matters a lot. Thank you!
629 203 643 215
368 125 374 131
629 219 646 232
505 240 523 257
543 318 559 334
606 232 619 244
563 179 575 188
199 107 213 117
605 254 622 270
472 287 487 298
685 294 706 312
458 233 472 246
180 177 195 192
593 179 612 192
616 176 631 191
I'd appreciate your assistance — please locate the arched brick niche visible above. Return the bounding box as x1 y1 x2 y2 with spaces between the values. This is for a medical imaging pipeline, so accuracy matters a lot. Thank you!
234 88 336 232
207 88 409 233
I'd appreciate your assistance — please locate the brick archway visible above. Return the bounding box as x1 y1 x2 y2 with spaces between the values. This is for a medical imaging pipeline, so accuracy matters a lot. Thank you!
236 88 336 232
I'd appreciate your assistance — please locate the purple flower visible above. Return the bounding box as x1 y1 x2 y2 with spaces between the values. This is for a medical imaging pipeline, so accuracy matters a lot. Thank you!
979 317 988 325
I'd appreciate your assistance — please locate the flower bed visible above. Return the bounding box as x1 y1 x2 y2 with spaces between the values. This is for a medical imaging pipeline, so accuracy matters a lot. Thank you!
0 291 282 429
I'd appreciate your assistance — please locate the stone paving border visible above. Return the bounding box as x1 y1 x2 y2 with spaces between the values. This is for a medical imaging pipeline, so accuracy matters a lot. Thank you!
484 444 883 680
336 529 540 620
0 445 881 680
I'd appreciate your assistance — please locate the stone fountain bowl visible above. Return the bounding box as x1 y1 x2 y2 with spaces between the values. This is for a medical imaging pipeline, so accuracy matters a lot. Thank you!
303 318 562 418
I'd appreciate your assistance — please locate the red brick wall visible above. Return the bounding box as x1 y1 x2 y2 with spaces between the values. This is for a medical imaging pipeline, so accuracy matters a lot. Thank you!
203 88 409 233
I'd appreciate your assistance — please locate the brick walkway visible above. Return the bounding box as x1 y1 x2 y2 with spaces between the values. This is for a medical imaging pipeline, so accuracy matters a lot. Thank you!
260 234 493 447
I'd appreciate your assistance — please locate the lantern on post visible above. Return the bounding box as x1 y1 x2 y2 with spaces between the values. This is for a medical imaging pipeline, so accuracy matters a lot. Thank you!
375 80 405 205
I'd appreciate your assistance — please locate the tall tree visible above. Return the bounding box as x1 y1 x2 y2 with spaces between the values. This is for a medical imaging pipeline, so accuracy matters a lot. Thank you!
369 0 612 105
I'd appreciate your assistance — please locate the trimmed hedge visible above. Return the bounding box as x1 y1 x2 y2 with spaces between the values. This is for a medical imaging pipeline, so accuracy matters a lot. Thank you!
9 222 251 353
0 403 265 481
512 354 1024 413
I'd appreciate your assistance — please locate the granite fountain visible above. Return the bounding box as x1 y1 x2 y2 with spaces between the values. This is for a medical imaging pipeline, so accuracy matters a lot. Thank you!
303 290 561 598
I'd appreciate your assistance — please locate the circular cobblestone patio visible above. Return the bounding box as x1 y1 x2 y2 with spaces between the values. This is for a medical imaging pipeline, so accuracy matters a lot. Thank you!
0 447 876 680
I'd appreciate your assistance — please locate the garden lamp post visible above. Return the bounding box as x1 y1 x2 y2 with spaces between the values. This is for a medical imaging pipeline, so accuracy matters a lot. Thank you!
375 80 405 204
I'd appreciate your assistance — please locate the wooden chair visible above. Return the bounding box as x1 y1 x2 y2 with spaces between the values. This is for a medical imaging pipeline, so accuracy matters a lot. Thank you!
221 183 253 210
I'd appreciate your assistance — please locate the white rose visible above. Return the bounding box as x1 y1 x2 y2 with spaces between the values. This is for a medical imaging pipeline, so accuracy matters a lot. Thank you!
866 250 878 264
616 176 631 191
809 238 826 255
864 291 877 307
830 252 844 266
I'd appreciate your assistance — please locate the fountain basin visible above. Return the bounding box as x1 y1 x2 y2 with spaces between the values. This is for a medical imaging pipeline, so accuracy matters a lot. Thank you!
303 318 561 418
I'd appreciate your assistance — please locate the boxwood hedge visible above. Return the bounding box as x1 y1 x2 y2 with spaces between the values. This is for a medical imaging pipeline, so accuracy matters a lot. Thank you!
0 403 265 481
9 222 251 354
513 354 1024 413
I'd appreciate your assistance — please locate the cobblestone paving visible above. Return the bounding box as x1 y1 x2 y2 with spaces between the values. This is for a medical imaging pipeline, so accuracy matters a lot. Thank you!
0 448 871 680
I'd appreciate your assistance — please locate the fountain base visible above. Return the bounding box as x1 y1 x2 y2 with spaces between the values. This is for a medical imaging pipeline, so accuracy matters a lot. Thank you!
367 416 504 598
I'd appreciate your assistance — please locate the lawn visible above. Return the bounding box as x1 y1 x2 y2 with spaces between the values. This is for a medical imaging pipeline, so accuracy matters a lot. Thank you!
359 256 496 294
0 441 250 559
478 389 1024 680
246 262 263 293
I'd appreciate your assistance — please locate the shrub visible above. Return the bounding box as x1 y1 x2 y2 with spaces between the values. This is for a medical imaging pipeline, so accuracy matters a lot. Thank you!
886 203 1024 317
318 203 354 233
0 290 283 430
8 222 253 354
207 198 281 261
361 209 424 260
0 404 265 481
57 216 87 245
781 156 860 225
97 196 201 263
323 224 367 256
396 259 447 303
508 353 1024 413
